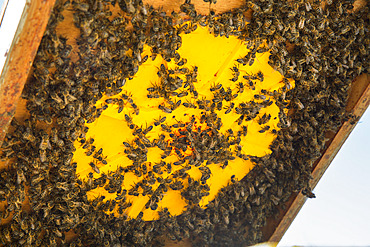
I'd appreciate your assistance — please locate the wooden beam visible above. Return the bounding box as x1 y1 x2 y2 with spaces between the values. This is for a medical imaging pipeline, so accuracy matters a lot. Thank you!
0 0 56 146
143 0 244 15
268 73 370 242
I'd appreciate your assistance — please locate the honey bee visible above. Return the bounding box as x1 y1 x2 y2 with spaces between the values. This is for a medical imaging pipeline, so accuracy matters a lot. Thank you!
39 149 47 163
124 114 133 124
177 90 189 98
39 132 51 150
158 104 172 113
230 66 240 82
154 116 166 126
22 127 36 142
236 82 245 93
256 71 264 81
112 17 126 25
182 99 197 108
89 161 100 174
210 83 222 92
170 100 182 111
254 94 266 100
302 188 316 198
224 102 235 114
230 175 237 183
257 113 271 125
131 103 139 115
295 98 305 110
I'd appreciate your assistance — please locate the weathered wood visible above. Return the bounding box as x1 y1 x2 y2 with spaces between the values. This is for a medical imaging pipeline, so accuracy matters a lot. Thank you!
144 0 244 15
0 0 56 146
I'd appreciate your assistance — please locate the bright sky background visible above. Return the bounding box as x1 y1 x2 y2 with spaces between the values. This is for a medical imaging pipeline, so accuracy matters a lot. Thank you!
0 0 26 74
0 1 369 246
0 0 5 13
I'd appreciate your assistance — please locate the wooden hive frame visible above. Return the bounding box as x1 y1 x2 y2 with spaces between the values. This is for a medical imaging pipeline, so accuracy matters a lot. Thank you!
0 0 369 245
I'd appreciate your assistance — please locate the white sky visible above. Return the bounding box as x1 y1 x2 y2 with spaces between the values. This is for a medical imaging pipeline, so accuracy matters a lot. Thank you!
0 1 369 246
0 0 26 75
0 0 5 14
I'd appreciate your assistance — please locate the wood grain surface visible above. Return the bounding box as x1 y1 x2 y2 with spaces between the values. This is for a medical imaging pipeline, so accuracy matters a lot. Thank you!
144 0 244 15
0 0 56 146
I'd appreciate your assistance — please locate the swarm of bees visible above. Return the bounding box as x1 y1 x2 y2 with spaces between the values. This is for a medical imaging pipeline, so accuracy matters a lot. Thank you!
0 0 368 246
